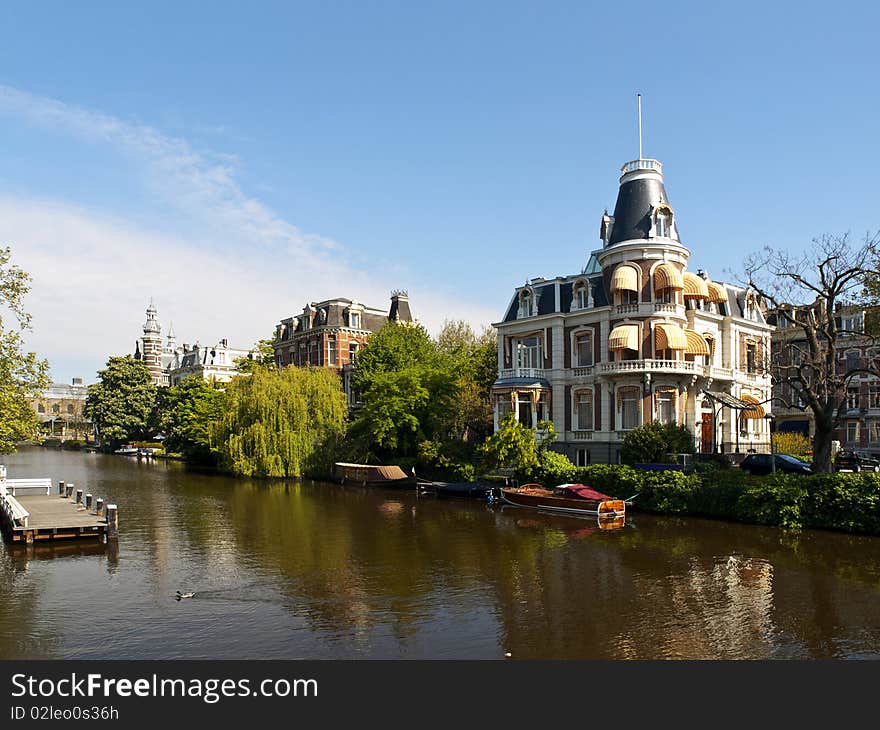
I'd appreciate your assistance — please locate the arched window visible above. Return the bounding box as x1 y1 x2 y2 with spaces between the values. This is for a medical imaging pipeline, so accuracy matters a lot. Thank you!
37 403 45 414
572 279 591 310
653 204 674 238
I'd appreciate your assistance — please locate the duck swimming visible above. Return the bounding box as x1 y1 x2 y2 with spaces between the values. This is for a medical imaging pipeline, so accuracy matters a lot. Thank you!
176 591 195 600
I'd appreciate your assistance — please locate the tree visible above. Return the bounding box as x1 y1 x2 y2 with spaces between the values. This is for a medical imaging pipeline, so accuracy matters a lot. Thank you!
234 335 276 373
159 375 227 463
84 355 157 447
621 422 695 464
211 365 347 478
435 319 497 442
0 246 50 453
478 414 539 477
743 232 880 472
349 322 455 458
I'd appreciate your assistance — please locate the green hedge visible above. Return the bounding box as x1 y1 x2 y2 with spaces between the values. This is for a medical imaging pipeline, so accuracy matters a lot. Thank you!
550 465 880 535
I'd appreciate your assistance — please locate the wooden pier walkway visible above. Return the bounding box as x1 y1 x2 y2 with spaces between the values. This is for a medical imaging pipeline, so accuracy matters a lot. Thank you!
0 474 118 544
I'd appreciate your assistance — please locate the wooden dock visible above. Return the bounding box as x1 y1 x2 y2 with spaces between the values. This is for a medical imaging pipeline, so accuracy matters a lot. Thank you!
0 474 117 544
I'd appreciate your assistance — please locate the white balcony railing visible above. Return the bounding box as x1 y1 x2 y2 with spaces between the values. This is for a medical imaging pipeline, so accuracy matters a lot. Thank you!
572 431 593 441
621 159 662 174
572 366 594 377
616 304 639 315
600 359 697 375
499 368 547 380
703 365 734 379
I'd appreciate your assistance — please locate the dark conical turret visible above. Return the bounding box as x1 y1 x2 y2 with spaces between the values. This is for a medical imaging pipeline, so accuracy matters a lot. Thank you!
606 159 680 245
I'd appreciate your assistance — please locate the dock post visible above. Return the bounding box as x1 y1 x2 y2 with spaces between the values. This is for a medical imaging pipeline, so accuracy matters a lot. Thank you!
75 489 83 505
106 504 118 540
85 493 92 509
65 483 73 498
58 480 65 496
96 498 104 516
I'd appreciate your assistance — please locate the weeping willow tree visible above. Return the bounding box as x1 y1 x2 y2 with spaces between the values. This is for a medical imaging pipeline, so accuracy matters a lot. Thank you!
211 365 348 478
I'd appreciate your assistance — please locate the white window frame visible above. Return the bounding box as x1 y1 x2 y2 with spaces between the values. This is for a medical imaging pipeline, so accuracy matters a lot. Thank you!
575 390 594 431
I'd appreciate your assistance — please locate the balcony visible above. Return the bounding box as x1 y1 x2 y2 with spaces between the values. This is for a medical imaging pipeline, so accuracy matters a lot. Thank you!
613 303 687 318
572 431 593 441
600 359 697 375
572 366 595 378
499 368 547 380
703 365 734 379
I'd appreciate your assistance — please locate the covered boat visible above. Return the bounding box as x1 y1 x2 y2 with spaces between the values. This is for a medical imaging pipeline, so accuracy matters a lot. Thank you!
500 483 626 518
332 463 415 488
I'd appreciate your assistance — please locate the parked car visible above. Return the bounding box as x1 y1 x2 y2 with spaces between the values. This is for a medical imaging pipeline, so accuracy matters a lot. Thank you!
739 453 813 476
834 450 880 473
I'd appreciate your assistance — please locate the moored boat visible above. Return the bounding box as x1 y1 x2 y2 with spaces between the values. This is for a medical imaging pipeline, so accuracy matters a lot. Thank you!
417 480 495 500
332 462 416 488
500 483 626 518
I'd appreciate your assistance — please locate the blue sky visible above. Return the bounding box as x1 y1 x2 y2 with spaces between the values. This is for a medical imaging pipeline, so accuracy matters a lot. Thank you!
1 1 878 382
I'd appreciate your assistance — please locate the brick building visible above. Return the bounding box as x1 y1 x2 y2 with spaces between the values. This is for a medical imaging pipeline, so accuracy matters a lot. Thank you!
273 292 414 403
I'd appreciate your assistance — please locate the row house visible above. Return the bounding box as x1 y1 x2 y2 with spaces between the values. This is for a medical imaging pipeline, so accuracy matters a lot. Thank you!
273 292 414 403
769 303 880 454
491 154 774 465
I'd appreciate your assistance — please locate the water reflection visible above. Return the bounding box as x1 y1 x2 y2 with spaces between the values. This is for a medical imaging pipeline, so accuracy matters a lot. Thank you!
1 447 880 659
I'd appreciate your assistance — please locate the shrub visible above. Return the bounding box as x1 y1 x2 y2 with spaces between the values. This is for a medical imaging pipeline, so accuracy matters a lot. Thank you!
534 450 577 486
771 432 811 459
621 422 695 464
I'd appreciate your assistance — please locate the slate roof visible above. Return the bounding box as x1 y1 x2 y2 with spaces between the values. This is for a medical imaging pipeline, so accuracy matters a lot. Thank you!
608 174 679 245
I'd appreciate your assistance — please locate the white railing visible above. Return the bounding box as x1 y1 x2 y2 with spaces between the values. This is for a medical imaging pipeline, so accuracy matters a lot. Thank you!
703 365 734 379
621 159 662 174
0 488 29 528
616 304 639 314
600 359 697 375
653 303 677 313
572 431 593 441
5 478 52 496
499 368 547 379
572 366 594 377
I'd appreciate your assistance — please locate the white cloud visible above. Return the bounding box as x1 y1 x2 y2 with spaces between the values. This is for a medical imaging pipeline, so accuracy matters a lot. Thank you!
0 88 500 381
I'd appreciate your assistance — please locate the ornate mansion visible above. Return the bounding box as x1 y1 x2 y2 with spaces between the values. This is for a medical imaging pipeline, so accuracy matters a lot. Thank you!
491 154 774 464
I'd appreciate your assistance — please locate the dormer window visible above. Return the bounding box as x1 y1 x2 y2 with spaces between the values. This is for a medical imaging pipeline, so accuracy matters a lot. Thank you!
350 311 360 329
653 204 674 239
572 279 591 310
518 289 534 318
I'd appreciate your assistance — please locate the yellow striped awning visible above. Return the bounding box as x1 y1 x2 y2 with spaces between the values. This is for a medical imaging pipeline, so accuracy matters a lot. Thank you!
653 263 684 291
654 323 686 351
740 393 766 419
610 264 639 293
683 272 710 299
706 281 728 303
685 329 710 356
608 324 639 351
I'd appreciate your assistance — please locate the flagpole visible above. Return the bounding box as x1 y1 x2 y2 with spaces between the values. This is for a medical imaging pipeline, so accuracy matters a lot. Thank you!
638 93 643 160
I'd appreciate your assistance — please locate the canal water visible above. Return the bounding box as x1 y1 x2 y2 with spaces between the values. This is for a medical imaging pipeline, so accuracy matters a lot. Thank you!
2 446 880 660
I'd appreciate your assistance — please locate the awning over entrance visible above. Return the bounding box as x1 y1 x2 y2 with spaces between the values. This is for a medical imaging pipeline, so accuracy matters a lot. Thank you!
739 393 766 419
654 323 686 350
609 324 640 351
685 329 710 356
703 390 749 409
